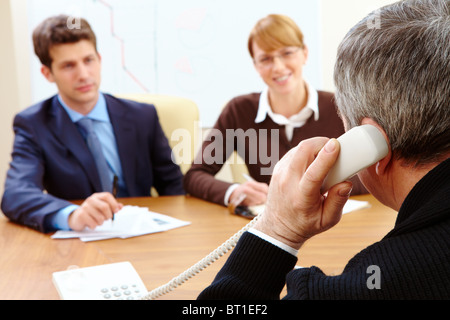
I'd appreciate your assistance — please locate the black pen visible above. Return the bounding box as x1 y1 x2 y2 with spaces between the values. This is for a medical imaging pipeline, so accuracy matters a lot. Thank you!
112 175 118 221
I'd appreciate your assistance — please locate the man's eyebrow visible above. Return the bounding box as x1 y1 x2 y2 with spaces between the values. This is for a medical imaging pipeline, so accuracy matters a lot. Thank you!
56 53 96 65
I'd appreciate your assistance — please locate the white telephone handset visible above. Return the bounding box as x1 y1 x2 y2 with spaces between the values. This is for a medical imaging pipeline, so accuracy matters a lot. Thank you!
322 124 389 192
143 125 389 299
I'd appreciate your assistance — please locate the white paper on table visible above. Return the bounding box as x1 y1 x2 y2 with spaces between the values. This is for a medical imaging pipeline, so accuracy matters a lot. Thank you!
51 205 190 242
342 199 370 214
249 199 370 216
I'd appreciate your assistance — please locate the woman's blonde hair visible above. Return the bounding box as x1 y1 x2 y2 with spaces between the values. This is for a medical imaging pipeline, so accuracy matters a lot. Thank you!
248 14 304 57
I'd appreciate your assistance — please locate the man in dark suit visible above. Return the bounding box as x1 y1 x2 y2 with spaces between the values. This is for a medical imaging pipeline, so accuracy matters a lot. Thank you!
1 15 184 233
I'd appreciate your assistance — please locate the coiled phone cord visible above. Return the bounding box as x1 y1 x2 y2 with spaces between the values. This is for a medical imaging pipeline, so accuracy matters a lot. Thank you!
142 213 260 300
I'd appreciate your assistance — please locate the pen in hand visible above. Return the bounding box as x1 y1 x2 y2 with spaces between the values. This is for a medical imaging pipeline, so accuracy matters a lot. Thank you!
112 175 118 221
242 173 255 182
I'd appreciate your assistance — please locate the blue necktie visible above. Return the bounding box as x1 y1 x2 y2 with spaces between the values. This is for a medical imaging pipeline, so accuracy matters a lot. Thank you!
77 118 112 192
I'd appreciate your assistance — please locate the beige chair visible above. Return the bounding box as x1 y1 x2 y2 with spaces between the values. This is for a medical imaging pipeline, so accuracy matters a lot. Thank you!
115 93 199 175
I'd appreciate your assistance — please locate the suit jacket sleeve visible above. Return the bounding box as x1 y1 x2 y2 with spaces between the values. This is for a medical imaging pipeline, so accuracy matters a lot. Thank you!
1 112 75 233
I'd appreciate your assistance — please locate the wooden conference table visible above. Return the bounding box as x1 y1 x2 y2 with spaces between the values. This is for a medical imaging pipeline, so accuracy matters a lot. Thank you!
0 194 397 300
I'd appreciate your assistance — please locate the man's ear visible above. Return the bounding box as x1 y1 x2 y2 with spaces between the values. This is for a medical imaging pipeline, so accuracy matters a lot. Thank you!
360 117 392 176
40 65 54 83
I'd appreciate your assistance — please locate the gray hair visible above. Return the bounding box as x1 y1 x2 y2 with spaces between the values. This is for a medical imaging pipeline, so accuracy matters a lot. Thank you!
334 0 450 166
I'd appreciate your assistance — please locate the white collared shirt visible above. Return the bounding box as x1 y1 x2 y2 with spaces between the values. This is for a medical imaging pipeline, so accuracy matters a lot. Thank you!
254 80 319 141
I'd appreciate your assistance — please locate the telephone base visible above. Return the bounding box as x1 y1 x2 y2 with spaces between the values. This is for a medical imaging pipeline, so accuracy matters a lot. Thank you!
52 261 147 300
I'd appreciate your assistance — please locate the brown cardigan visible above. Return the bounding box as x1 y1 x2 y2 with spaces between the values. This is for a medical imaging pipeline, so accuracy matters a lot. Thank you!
183 91 366 205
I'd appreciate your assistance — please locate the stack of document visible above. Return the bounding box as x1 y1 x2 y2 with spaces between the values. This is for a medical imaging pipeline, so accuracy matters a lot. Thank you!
51 205 190 242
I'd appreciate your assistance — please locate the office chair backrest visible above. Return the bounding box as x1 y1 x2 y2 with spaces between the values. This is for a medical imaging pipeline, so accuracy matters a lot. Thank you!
115 93 199 174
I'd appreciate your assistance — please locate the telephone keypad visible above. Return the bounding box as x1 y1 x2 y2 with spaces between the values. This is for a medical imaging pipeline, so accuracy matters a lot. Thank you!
101 283 143 300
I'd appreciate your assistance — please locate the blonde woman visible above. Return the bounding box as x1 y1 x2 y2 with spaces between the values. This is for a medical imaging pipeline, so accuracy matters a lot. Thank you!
199 0 450 300
184 14 366 207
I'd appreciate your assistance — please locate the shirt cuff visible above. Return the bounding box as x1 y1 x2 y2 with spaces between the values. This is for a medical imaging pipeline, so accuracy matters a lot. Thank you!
48 205 79 231
248 227 299 257
224 183 240 206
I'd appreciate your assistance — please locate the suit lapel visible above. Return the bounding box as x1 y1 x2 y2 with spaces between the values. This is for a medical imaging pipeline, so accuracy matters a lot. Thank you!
47 97 102 191
105 95 138 195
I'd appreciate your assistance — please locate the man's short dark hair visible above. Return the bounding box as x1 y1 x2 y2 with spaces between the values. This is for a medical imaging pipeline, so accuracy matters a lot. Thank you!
32 14 97 69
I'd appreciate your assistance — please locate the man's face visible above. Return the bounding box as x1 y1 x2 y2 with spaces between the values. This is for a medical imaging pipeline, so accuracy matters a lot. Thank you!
41 40 101 113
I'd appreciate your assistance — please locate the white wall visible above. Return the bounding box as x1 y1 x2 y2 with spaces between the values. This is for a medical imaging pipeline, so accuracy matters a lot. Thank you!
0 0 31 201
0 0 397 205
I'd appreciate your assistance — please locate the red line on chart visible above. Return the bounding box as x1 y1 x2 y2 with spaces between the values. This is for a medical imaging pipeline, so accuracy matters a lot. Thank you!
98 0 150 92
